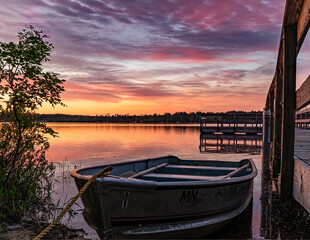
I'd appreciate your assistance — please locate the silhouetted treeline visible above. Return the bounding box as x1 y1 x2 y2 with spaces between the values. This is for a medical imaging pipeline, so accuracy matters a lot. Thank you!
36 111 262 123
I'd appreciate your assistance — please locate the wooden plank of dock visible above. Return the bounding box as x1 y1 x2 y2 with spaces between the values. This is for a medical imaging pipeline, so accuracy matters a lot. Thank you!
294 128 310 163
293 128 310 213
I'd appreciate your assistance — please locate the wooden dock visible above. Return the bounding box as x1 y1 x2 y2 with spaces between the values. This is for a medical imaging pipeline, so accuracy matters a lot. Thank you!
295 128 310 162
294 128 310 212
262 0 310 197
296 108 310 129
200 112 262 135
260 1 310 237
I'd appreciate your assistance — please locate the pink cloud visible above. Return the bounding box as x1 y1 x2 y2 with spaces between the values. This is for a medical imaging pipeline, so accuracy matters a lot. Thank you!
0 0 296 115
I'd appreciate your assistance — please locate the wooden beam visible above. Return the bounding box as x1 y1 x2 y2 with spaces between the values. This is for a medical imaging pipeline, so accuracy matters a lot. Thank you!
276 38 284 71
269 36 284 91
296 107 310 114
280 24 297 199
269 89 275 144
265 92 270 109
283 0 304 26
297 0 310 52
270 76 276 91
267 0 306 108
272 68 283 178
296 75 310 110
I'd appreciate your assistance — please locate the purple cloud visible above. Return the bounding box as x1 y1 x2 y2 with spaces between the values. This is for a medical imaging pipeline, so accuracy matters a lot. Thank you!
1 0 299 114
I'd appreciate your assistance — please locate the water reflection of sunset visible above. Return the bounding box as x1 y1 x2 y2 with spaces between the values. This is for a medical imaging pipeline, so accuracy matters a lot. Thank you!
46 123 262 238
46 123 200 166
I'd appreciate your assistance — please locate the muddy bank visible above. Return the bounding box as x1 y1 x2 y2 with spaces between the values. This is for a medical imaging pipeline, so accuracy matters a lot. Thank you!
0 221 87 240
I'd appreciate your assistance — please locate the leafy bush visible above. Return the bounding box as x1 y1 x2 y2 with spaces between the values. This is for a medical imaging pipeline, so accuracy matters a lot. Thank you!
0 26 65 223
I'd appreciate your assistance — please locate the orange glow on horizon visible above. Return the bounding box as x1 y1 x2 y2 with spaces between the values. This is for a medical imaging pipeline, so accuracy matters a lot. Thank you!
39 92 265 115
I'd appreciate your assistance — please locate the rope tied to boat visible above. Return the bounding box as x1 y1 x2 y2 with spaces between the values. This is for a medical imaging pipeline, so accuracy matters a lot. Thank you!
33 166 113 240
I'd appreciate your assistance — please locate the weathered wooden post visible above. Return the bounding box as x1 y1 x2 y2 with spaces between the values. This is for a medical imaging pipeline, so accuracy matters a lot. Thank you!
269 89 275 146
273 68 283 178
261 108 271 238
280 24 297 199
262 108 271 173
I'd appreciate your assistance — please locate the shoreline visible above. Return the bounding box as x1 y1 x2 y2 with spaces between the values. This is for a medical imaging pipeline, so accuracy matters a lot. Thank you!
0 221 87 240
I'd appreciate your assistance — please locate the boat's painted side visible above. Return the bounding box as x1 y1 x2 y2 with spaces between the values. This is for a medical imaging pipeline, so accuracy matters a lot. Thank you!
70 155 257 239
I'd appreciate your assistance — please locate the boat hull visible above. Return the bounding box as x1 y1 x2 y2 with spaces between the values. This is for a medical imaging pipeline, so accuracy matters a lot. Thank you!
71 156 257 239
81 182 253 239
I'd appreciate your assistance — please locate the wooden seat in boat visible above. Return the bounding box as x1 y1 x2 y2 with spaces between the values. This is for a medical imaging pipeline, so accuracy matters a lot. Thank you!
140 173 221 182
158 164 236 176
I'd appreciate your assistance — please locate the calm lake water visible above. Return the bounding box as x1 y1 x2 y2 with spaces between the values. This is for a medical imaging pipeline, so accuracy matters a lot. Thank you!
46 123 262 239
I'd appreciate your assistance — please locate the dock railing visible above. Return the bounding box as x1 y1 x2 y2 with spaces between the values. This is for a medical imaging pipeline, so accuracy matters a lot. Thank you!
263 0 310 199
296 107 310 129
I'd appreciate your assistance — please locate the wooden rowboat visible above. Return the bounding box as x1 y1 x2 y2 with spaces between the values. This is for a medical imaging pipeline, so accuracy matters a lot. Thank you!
70 155 257 239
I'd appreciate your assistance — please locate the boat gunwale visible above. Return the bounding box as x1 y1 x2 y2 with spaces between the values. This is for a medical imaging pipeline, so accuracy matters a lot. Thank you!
70 156 257 188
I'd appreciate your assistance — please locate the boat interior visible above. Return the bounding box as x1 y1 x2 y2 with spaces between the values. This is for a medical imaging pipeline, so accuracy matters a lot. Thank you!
76 155 253 182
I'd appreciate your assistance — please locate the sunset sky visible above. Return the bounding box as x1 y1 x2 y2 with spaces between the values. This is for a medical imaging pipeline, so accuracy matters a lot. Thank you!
1 0 309 115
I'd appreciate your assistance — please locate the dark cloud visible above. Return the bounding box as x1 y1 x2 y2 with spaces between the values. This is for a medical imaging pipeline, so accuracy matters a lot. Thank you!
7 0 284 62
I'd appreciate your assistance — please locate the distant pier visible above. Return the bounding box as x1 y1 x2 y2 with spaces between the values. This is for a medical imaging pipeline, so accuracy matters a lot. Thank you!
200 112 262 135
